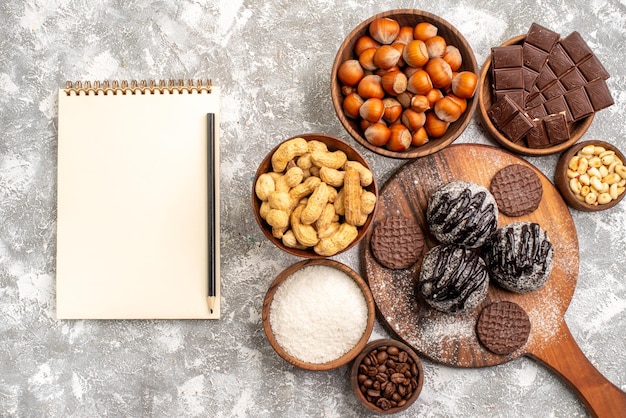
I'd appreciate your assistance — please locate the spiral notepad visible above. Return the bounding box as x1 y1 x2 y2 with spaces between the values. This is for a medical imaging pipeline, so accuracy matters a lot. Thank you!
56 80 220 319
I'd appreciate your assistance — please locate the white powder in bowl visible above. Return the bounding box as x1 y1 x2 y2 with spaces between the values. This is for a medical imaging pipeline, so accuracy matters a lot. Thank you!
269 265 369 364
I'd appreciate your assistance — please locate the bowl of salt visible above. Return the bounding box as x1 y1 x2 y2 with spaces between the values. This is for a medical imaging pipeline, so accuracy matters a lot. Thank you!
262 259 376 371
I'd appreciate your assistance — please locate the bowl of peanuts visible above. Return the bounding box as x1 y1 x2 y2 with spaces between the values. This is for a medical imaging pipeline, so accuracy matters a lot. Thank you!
331 9 479 159
252 133 378 258
555 140 626 211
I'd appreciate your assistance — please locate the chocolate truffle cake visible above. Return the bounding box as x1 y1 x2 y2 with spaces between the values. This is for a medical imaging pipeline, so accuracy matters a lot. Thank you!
484 222 554 293
418 244 490 314
427 181 498 248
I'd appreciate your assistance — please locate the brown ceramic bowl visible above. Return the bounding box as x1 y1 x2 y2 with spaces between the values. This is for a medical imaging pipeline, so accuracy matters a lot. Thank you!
555 140 625 211
252 133 378 258
478 35 594 156
331 9 478 159
351 338 424 414
262 259 376 371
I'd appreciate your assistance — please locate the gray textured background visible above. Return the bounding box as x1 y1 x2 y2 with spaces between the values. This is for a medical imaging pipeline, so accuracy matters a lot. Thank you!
1 0 625 417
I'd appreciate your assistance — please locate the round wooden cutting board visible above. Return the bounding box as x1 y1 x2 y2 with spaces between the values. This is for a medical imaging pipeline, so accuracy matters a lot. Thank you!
362 144 626 417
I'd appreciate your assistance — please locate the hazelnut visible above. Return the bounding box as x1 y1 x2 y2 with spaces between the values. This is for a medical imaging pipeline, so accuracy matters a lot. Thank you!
382 97 403 123
443 45 463 72
434 96 463 122
410 94 430 113
354 35 381 56
338 60 365 87
451 71 478 99
357 74 385 99
369 17 400 44
387 124 411 151
411 127 429 147
413 22 438 41
359 97 385 123
424 58 452 89
373 45 402 70
359 48 378 71
343 92 364 119
406 70 433 95
425 35 447 58
424 111 450 138
396 26 415 44
402 40 429 68
364 123 391 146
401 109 426 132
381 70 407 96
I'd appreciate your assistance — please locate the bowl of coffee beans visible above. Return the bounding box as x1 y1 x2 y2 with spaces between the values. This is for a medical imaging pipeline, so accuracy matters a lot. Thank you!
350 338 424 414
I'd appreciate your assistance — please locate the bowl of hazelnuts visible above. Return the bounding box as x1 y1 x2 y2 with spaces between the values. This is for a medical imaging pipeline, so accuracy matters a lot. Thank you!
331 9 479 159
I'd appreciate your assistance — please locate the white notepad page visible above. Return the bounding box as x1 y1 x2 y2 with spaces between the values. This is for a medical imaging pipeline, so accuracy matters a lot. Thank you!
56 85 220 319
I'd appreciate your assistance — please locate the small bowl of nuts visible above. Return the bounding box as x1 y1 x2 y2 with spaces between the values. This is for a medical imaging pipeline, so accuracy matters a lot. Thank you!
331 9 479 159
252 133 378 258
555 140 626 211
351 338 424 414
262 259 376 371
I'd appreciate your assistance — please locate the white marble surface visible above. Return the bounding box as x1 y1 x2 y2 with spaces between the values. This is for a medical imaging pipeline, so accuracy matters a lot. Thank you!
1 1 625 417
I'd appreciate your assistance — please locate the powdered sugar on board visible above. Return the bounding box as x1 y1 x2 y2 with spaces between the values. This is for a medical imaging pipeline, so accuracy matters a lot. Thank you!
363 144 579 367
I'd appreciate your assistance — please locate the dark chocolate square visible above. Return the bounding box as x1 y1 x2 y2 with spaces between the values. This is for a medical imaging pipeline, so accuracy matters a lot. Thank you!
526 92 546 108
560 31 593 64
544 95 573 122
522 67 539 91
487 95 519 129
563 87 594 121
578 55 610 81
502 112 536 143
534 65 557 90
523 43 550 72
543 113 570 145
492 45 524 68
495 90 526 108
525 22 560 52
542 81 566 99
493 68 525 90
525 122 550 148
560 68 587 91
584 78 614 111
526 103 548 120
548 44 575 77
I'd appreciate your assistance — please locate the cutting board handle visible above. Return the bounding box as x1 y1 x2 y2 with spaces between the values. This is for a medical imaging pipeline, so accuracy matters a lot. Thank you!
528 320 626 418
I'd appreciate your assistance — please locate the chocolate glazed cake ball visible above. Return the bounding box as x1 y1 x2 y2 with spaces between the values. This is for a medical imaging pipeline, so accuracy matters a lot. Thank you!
484 222 555 293
427 181 499 248
418 244 490 314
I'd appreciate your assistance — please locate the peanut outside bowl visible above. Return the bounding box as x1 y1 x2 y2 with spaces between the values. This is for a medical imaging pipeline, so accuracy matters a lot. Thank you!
477 35 593 156
330 9 478 159
252 133 378 258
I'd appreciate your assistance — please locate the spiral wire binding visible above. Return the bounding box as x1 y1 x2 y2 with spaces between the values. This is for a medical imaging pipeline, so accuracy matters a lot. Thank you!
63 79 213 95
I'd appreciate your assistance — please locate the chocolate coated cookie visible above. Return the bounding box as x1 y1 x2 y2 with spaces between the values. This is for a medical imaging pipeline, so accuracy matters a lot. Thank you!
484 222 554 293
418 244 489 314
370 216 424 269
427 181 498 248
476 301 531 355
490 164 543 217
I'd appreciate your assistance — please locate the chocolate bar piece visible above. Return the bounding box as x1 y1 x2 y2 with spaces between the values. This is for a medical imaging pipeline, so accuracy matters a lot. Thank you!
493 68 525 90
495 89 526 108
526 113 569 148
525 103 548 120
522 67 539 91
523 43 550 72
548 44 575 77
560 68 587 91
542 81 566 100
492 45 523 68
534 65 558 90
585 78 614 111
525 23 560 52
560 31 593 64
544 95 573 122
488 95 536 143
578 55 610 81
564 86 594 121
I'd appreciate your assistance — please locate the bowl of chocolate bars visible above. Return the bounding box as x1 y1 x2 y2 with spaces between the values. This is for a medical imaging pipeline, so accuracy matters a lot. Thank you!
478 23 614 156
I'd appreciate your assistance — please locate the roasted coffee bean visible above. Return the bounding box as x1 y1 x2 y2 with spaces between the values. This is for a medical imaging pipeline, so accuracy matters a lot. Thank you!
363 378 373 389
387 346 399 356
398 351 408 363
376 350 388 363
